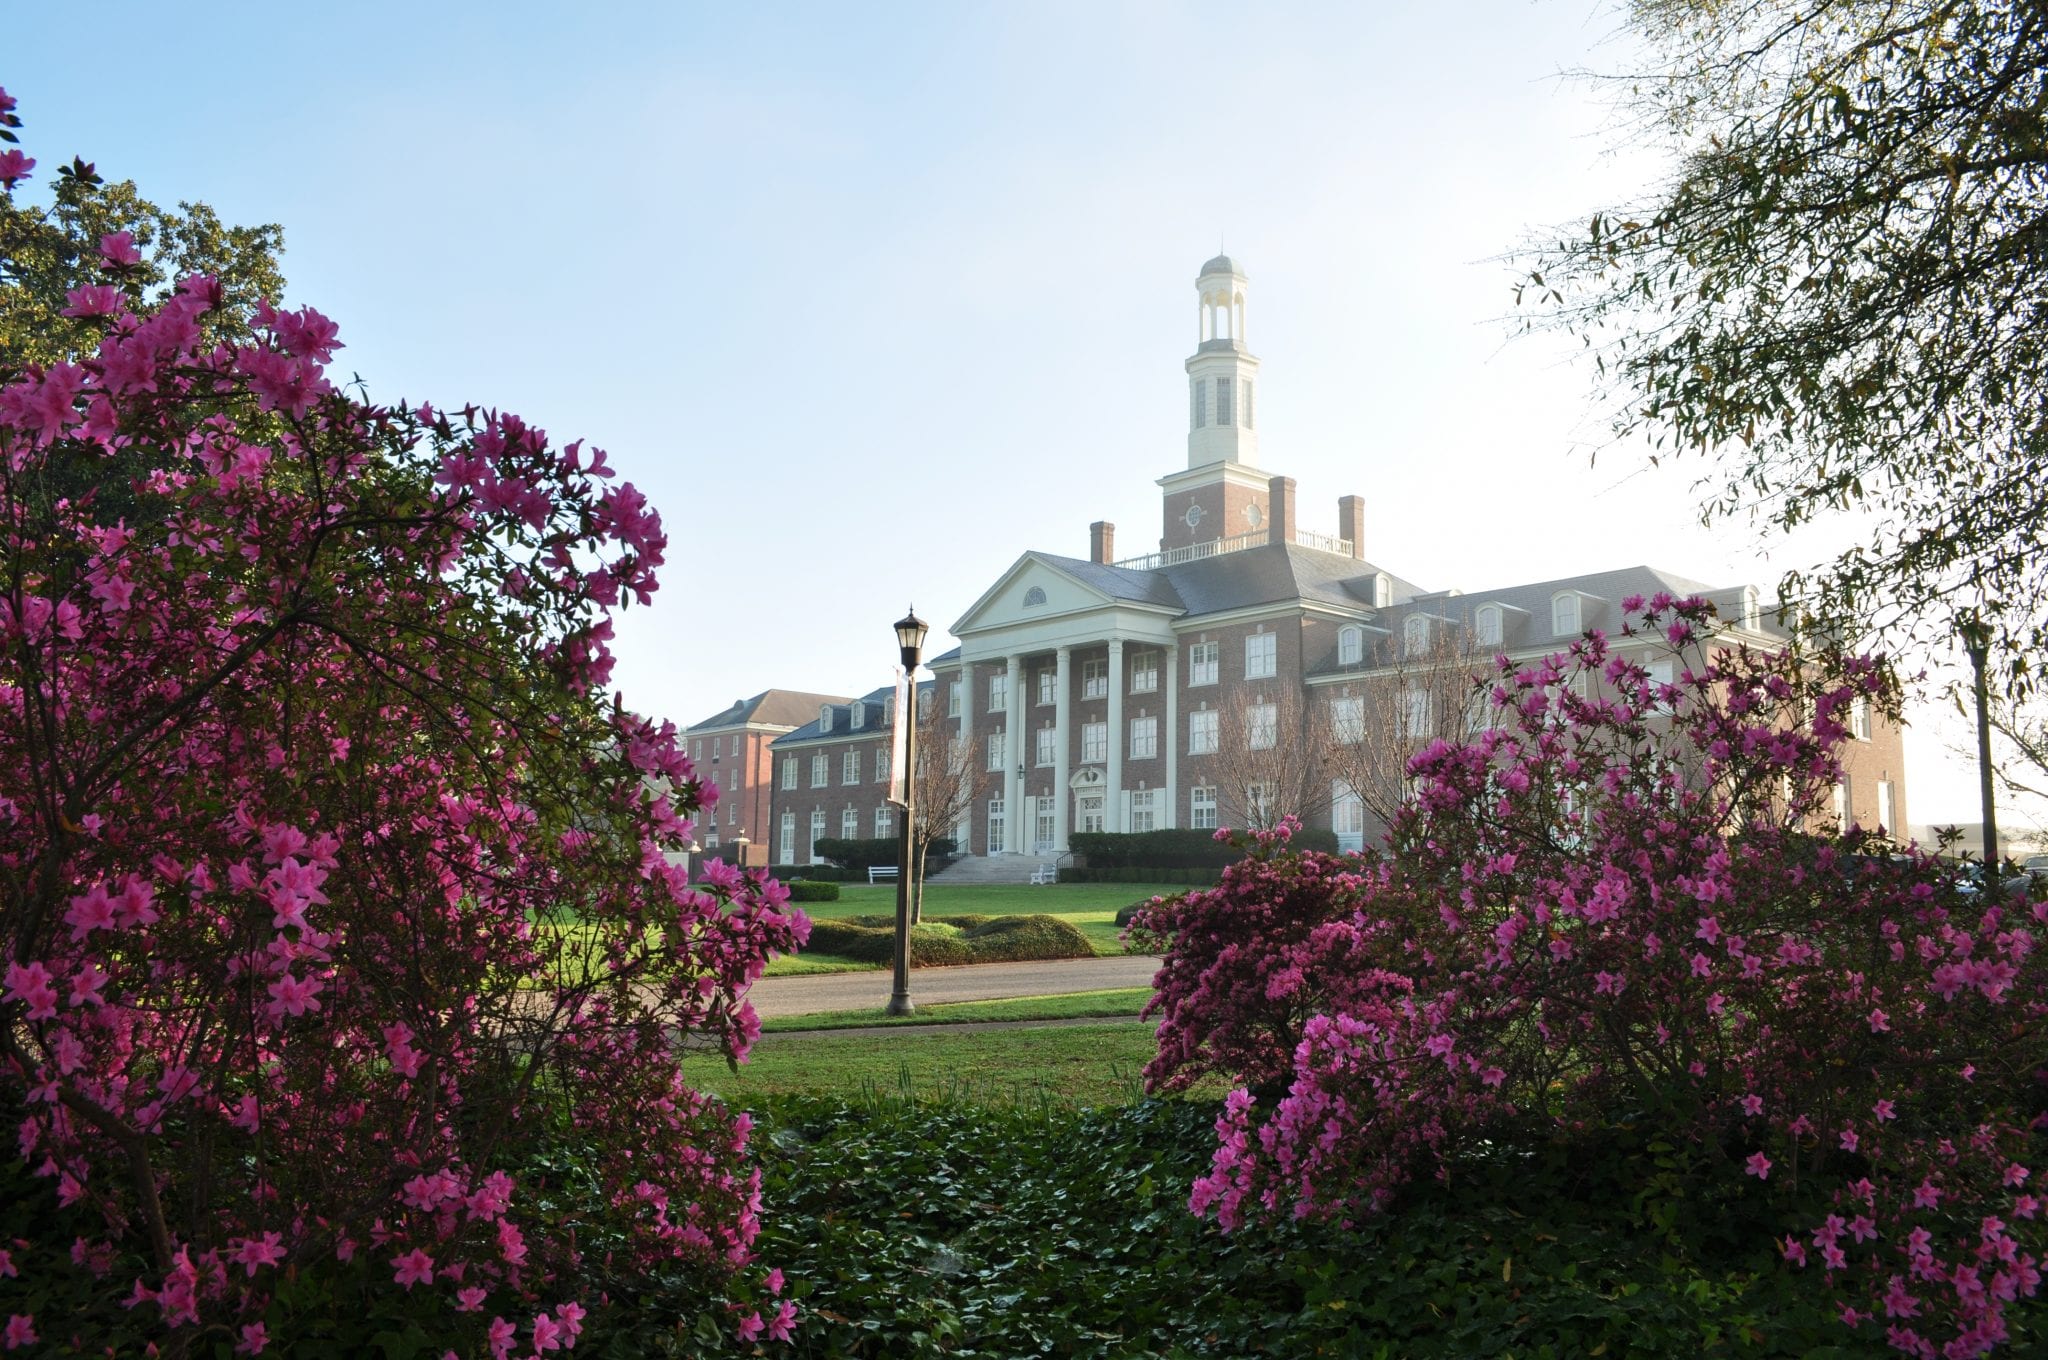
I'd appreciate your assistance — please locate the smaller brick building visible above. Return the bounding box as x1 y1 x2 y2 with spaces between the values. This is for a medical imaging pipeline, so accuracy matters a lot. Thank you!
682 689 848 852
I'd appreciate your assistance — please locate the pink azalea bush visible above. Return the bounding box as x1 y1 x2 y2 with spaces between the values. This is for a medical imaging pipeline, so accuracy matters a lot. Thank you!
0 94 804 1352
1135 596 2047 1357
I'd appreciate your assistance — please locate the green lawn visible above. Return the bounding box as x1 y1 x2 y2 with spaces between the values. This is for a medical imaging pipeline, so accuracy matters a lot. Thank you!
762 880 1183 976
686 1019 1180 1108
758 987 1151 1033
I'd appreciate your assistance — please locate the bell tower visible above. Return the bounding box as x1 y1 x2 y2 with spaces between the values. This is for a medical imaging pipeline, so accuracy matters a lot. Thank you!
1159 255 1270 551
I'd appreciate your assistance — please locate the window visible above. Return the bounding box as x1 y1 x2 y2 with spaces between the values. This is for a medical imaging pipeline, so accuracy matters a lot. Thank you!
1476 606 1502 647
1189 709 1219 754
1331 786 1364 838
1036 668 1056 706
781 757 796 790
837 750 856 784
1832 781 1849 826
1082 721 1108 763
987 797 1006 851
1023 586 1047 607
808 810 826 860
875 748 891 784
1216 376 1234 426
778 812 795 864
810 754 828 788
1130 651 1158 694
1332 695 1364 744
841 807 859 839
1130 789 1158 834
1645 659 1676 712
1243 380 1254 429
1552 593 1580 637
1850 697 1872 741
704 824 718 848
712 736 722 762
1130 716 1158 759
1191 377 1206 429
1404 615 1430 657
1035 727 1057 767
987 731 1006 772
1246 780 1277 827
1082 658 1108 699
727 800 737 826
1373 574 1392 608
1401 685 1432 739
1190 785 1218 829
1337 626 1363 665
1246 702 1278 750
1244 632 1276 680
1877 780 1895 834
1742 585 1761 631
1189 641 1219 686
819 705 833 731
988 674 1009 712
947 682 961 718
850 702 865 731
875 805 894 838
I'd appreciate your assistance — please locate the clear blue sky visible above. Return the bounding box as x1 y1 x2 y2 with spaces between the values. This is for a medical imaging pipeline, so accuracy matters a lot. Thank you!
10 2 2016 830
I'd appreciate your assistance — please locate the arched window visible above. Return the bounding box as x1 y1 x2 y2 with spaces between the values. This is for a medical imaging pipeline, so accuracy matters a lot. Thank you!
1403 615 1430 656
1373 573 1393 608
1022 586 1047 607
1337 625 1363 665
819 704 834 730
1552 593 1580 637
1476 605 1502 647
1742 585 1760 631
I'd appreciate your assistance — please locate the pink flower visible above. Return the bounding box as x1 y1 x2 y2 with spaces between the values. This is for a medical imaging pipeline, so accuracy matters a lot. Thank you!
1872 1098 1896 1122
236 1322 270 1355
99 231 142 269
1746 1152 1772 1180
455 1287 487 1313
766 1299 797 1341
765 1267 785 1295
487 1318 517 1360
530 1313 563 1352
1867 1008 1888 1032
2 1315 33 1350
1740 1093 1764 1118
62 284 122 318
232 1232 286 1276
0 150 34 187
266 971 324 1018
735 1311 764 1343
392 1247 434 1289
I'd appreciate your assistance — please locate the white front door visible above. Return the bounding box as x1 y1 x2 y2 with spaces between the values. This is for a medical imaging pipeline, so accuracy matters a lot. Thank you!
1077 791 1105 834
1033 797 1056 854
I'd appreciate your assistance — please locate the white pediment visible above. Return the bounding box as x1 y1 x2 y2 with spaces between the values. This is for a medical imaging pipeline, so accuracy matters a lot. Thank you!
952 555 1119 636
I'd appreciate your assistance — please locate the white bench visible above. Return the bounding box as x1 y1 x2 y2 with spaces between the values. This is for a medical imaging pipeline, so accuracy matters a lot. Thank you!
867 866 900 885
1028 864 1057 885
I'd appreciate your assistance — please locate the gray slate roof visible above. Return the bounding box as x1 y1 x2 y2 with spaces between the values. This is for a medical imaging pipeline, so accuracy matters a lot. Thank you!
686 688 852 733
771 680 935 746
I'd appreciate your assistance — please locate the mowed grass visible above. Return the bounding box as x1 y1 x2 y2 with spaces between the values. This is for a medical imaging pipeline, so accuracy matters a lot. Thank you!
686 1020 1178 1108
762 880 1183 976
758 987 1151 1033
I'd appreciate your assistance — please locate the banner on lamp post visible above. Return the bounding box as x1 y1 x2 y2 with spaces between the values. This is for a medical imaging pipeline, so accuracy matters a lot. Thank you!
888 666 910 808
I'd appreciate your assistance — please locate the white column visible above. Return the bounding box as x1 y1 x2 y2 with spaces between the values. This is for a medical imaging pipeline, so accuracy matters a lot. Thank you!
1164 644 1179 829
1052 646 1072 852
1106 639 1125 833
1004 654 1024 853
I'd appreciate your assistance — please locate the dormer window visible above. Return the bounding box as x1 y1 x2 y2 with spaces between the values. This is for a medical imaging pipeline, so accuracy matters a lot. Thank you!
1742 585 1760 631
1403 615 1430 657
1337 625 1363 665
819 704 834 731
850 702 865 731
1476 605 1502 647
1552 592 1581 637
1373 573 1392 608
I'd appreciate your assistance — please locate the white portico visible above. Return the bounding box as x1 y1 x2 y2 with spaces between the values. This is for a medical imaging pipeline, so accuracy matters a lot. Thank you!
949 554 1182 855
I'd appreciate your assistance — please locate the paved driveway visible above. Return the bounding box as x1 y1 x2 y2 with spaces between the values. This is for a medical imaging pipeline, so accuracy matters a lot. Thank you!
747 954 1162 1019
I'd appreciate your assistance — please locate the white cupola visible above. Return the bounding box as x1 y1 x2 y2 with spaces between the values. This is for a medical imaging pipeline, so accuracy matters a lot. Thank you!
1184 255 1261 470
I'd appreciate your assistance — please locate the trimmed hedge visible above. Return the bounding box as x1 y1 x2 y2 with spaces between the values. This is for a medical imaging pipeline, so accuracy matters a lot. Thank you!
813 837 959 873
1059 866 1220 886
771 864 846 882
783 880 841 903
801 913 1094 967
1067 827 1338 870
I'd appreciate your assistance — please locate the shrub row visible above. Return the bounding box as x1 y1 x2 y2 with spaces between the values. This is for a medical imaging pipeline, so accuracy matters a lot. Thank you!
771 864 846 882
802 913 1094 967
1059 866 1220 886
1067 827 1337 869
782 881 841 903
809 837 959 873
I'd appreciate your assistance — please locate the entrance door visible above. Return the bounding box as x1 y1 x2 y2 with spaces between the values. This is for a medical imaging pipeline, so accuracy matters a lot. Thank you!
1033 797 1056 854
987 798 1006 855
1077 791 1105 834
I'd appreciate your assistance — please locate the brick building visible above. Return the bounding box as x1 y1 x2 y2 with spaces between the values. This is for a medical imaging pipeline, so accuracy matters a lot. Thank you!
709 255 1907 871
681 689 849 852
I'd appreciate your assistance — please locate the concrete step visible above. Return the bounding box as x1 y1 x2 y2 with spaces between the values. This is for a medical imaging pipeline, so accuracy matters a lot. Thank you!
927 854 1062 886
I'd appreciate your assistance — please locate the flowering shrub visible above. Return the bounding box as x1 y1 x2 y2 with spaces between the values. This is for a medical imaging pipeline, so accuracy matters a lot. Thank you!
0 93 805 1353
1136 596 2047 1356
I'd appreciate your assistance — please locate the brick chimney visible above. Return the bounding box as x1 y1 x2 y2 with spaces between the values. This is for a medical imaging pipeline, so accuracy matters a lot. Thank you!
1337 494 1365 559
1267 475 1295 547
1089 520 1116 565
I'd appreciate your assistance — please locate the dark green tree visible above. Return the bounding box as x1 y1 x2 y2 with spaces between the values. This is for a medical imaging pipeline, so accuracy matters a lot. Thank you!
1524 0 2048 689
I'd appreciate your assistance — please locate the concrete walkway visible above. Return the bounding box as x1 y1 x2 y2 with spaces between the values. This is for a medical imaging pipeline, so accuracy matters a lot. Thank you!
747 953 1163 1019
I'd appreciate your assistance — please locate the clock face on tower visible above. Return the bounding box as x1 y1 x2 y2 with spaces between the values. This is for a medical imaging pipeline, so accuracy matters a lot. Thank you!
1184 504 1206 529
